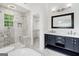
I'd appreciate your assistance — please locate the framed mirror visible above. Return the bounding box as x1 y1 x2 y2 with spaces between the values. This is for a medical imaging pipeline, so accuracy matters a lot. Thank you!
51 13 74 29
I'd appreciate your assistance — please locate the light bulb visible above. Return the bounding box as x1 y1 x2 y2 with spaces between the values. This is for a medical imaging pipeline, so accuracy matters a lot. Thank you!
8 5 16 9
51 7 57 12
66 3 72 8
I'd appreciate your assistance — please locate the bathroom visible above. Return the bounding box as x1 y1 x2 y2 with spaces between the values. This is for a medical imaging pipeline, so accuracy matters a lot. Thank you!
0 3 79 56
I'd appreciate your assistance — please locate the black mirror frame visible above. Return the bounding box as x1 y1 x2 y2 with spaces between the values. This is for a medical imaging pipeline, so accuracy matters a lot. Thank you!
51 13 74 29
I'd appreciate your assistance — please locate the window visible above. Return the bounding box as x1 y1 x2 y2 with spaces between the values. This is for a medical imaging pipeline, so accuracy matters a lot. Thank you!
4 14 14 27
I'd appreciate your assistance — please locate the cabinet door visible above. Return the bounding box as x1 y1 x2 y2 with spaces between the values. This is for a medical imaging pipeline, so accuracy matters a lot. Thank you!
73 38 79 53
45 34 55 46
47 35 55 45
65 37 74 51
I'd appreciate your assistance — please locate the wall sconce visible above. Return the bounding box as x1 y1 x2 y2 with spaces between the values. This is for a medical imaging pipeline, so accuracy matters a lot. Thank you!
51 3 72 12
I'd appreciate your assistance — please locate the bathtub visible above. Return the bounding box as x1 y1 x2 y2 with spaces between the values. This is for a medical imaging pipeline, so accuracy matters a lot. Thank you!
8 48 42 56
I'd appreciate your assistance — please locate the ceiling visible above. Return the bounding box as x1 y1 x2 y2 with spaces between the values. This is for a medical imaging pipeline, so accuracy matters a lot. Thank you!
0 3 29 13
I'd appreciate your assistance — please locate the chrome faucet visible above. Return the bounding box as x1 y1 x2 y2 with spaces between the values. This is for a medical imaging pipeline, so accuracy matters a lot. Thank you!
68 30 76 35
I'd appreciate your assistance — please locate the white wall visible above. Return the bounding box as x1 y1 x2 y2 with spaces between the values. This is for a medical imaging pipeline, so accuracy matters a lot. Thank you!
44 3 79 36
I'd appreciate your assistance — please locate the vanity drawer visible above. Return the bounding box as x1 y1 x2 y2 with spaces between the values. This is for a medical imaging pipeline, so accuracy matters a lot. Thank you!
55 36 65 44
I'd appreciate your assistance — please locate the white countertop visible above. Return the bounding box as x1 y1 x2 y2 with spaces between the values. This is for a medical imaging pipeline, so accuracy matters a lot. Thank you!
45 32 79 38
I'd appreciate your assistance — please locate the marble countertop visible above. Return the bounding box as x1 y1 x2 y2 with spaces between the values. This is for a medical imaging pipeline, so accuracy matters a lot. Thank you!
45 32 79 38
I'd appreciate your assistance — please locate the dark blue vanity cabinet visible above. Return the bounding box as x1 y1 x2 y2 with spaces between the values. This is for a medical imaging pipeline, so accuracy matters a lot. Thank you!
45 34 79 53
